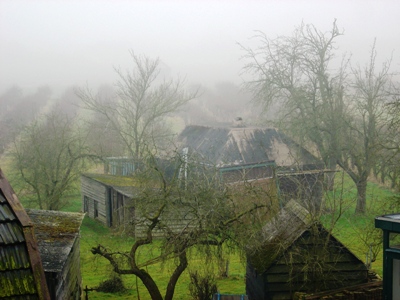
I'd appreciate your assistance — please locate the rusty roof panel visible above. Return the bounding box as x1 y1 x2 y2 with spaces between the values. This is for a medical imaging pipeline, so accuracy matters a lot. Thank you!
0 168 50 300
0 222 25 244
0 269 37 297
0 201 17 221
0 244 31 271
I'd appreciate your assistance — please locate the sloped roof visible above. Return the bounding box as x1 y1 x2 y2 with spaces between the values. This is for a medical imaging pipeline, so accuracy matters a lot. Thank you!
82 173 139 197
176 125 321 168
26 209 84 273
248 200 365 273
0 169 50 300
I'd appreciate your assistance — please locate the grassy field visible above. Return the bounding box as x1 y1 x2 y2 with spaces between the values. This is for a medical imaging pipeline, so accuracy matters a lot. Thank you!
78 216 247 299
15 171 398 299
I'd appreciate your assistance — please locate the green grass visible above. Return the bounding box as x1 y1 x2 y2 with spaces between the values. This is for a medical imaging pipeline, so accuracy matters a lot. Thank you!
78 216 246 299
322 172 399 276
15 170 398 298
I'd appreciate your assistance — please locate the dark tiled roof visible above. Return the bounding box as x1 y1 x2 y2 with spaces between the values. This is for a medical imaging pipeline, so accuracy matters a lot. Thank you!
0 169 50 300
26 209 84 273
177 125 321 168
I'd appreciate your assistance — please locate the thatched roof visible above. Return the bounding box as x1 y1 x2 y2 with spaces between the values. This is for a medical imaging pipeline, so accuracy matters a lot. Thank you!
176 125 321 168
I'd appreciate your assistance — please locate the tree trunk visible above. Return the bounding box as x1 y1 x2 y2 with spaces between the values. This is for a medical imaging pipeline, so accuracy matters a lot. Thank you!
355 178 367 214
136 270 163 300
164 251 188 300
324 156 337 191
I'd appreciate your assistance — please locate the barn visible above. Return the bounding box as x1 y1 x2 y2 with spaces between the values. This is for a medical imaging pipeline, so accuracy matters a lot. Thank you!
246 200 369 300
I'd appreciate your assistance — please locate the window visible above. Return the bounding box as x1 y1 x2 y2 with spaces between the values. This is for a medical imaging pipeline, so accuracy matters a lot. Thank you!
94 201 98 218
83 196 89 213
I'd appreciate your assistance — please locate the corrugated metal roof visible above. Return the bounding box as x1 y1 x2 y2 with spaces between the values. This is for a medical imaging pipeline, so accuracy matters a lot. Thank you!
26 209 84 273
0 168 50 300
177 125 321 168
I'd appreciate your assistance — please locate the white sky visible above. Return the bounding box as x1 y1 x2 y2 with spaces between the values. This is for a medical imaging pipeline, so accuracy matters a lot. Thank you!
1 0 399 94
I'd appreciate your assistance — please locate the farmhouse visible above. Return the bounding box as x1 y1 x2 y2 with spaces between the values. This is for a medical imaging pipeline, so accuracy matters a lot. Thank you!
177 125 325 210
246 200 369 300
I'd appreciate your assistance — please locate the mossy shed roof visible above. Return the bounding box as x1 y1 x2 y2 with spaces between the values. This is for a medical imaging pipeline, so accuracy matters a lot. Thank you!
82 173 147 197
26 209 84 273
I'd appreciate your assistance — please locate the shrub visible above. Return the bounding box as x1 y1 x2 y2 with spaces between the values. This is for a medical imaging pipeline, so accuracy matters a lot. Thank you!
96 275 126 293
189 271 218 300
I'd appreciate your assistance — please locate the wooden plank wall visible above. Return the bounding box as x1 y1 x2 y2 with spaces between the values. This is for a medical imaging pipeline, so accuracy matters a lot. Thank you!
247 230 368 300
81 176 108 226
50 237 82 300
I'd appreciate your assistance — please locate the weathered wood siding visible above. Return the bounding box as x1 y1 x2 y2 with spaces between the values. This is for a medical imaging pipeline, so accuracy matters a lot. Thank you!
111 191 135 232
45 237 81 299
247 230 368 300
81 176 108 226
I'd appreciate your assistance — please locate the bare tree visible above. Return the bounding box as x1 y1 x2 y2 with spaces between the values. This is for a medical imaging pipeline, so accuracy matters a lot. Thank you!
76 51 198 163
242 22 399 214
90 155 275 300
241 20 348 190
10 110 97 210
338 42 396 213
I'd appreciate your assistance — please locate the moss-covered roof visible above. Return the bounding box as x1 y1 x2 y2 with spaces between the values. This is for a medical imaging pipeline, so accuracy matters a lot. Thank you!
26 209 84 273
0 168 50 300
247 200 312 272
83 173 137 187
82 173 156 197
247 200 366 274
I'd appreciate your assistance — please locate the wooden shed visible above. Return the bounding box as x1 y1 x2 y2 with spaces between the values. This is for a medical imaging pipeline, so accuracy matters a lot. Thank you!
246 200 368 300
0 168 50 300
26 209 84 300
81 173 136 229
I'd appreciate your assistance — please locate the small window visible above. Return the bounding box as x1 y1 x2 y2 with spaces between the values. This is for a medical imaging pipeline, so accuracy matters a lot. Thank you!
94 201 99 218
83 196 89 213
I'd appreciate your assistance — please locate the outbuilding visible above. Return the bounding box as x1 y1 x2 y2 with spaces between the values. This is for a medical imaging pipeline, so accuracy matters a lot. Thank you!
27 209 84 300
246 200 369 300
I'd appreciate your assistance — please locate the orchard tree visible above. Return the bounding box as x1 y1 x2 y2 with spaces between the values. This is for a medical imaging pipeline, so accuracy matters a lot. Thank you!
338 43 396 213
242 21 399 213
241 20 348 190
76 51 198 163
10 110 97 210
90 153 276 300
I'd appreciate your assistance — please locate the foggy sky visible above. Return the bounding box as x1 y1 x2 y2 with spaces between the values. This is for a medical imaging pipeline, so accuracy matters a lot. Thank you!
1 0 399 94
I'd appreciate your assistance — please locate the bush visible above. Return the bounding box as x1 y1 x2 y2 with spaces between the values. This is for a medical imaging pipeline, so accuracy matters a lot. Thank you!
189 271 218 300
96 275 126 293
